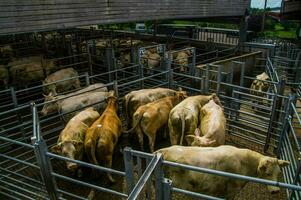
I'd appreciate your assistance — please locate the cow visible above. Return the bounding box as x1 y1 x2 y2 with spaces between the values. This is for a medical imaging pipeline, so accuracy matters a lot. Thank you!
0 45 13 65
43 68 81 94
156 145 290 199
116 51 131 69
168 94 222 146
250 72 271 109
84 92 122 183
125 91 187 152
51 107 100 176
40 83 109 122
173 50 191 72
141 49 161 73
185 100 226 147
8 56 54 85
250 72 270 96
0 65 9 88
124 88 179 127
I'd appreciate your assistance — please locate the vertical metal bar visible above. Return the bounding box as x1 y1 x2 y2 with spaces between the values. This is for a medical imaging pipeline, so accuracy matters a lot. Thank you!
205 64 210 94
86 41 93 76
84 72 90 86
123 147 135 195
113 80 118 98
10 87 18 107
191 48 196 88
216 65 222 95
201 75 206 93
276 96 292 157
264 77 286 153
167 53 172 89
240 62 245 87
106 47 113 83
169 69 174 89
138 48 144 89
154 156 164 200
31 103 58 200
162 178 172 200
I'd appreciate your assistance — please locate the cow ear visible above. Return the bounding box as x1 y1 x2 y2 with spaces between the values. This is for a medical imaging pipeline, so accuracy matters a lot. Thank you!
51 143 62 154
278 160 290 167
185 135 196 146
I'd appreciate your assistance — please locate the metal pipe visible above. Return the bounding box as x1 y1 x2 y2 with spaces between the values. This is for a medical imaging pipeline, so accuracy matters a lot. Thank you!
127 153 162 200
52 172 127 198
46 152 125 176
162 161 301 191
171 187 223 200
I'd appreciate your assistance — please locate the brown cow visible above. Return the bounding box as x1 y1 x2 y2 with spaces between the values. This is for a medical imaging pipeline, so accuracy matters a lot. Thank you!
168 94 222 145
185 100 226 147
124 88 178 126
125 91 187 152
84 92 122 183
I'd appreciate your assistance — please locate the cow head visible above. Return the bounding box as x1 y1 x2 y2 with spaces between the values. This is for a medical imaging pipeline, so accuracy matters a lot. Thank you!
51 140 84 172
40 92 59 116
257 157 289 194
106 91 118 109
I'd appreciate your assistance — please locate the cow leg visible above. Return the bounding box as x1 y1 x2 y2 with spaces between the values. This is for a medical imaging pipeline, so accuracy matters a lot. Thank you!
146 131 156 153
104 154 116 184
136 125 144 151
163 125 168 139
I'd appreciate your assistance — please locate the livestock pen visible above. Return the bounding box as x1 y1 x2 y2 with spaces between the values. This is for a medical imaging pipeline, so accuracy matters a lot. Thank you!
1 41 301 200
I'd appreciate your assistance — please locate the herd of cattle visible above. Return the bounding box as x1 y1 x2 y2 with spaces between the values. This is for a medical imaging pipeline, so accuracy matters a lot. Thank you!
46 82 289 199
1 34 298 199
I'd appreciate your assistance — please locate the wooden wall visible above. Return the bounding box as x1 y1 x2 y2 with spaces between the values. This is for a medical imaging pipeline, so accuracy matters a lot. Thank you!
0 0 250 35
281 0 301 20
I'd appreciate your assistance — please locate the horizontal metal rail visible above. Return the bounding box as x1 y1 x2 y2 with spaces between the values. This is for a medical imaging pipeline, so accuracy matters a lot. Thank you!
163 160 301 191
52 172 127 198
46 152 125 176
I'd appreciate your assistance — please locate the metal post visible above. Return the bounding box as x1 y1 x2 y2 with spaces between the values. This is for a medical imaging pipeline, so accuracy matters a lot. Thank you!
86 40 93 76
123 147 135 195
169 69 174 89
162 178 172 200
264 76 286 153
191 48 197 88
105 47 114 83
240 62 245 87
113 81 118 98
166 53 172 88
154 157 164 200
84 72 90 86
138 48 145 89
10 87 18 107
216 65 222 95
31 103 58 200
205 64 210 94
276 95 295 157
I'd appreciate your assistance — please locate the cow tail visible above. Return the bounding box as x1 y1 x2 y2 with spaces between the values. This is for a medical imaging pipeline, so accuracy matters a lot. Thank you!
123 110 143 133
85 137 99 166
179 114 185 146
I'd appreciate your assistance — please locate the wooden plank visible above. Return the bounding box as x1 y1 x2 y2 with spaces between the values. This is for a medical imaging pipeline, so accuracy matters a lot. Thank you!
0 0 250 35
